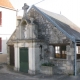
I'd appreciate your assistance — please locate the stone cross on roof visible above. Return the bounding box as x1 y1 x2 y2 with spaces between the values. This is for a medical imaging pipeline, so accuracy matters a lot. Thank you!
22 3 29 16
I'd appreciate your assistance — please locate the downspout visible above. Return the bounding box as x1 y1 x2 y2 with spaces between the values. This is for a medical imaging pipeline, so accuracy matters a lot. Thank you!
74 42 77 76
16 31 18 71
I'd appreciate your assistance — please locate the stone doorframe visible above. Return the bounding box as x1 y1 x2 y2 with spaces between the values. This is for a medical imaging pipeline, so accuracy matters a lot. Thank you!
14 41 42 74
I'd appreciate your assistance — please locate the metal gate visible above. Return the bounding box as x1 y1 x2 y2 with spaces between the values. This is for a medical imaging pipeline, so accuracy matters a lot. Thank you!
20 47 28 73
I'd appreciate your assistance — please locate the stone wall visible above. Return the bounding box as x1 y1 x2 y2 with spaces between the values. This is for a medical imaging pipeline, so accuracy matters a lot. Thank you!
66 45 74 74
53 59 67 74
28 8 75 74
29 8 70 44
77 60 80 73
52 45 74 74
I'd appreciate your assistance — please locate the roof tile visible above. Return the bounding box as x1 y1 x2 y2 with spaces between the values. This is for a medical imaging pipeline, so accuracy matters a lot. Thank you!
0 0 14 10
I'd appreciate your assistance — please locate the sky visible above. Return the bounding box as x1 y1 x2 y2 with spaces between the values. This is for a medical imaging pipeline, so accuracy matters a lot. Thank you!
10 0 80 27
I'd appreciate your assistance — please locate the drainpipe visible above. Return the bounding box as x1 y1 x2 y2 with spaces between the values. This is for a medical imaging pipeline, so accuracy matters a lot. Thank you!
74 42 77 76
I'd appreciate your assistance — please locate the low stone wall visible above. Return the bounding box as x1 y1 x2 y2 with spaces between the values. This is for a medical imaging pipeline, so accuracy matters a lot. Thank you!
53 59 67 74
53 59 74 74
40 66 53 75
0 54 7 63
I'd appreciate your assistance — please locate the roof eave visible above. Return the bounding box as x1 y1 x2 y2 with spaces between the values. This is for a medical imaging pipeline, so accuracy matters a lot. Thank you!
0 6 16 11
75 39 80 42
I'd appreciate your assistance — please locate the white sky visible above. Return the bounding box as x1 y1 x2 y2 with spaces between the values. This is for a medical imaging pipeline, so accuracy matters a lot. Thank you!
10 0 80 27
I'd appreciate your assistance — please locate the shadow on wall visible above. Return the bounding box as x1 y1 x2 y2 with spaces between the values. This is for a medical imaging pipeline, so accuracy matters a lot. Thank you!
0 39 8 63
2 40 8 54
0 54 7 63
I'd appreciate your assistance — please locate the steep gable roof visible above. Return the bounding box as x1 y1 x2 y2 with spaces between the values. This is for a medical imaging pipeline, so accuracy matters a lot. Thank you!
32 5 80 42
0 0 14 10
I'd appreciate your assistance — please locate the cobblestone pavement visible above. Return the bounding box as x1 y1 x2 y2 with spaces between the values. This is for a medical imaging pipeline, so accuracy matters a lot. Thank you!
0 64 80 80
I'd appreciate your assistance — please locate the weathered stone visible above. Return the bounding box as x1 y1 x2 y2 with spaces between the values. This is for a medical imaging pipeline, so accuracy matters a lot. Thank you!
40 66 53 75
66 45 70 52
8 6 77 75
29 8 69 44
67 55 72 60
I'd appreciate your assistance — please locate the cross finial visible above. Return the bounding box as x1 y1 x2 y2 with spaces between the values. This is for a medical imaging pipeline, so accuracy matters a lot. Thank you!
22 3 29 16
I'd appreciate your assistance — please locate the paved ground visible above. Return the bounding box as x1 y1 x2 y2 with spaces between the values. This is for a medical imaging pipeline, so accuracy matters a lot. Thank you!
0 64 80 80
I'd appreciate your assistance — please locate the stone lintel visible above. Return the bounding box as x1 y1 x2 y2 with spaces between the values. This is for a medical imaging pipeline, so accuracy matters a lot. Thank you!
11 39 44 43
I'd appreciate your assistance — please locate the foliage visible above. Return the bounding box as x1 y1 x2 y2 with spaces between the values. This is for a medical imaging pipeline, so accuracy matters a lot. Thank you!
42 62 54 66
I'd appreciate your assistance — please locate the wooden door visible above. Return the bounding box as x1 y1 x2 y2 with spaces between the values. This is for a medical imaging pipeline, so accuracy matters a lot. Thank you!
9 45 14 66
20 47 28 73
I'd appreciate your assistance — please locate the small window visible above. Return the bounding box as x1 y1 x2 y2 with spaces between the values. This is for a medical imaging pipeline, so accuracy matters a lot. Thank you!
0 12 2 26
77 46 80 59
55 46 60 58
55 45 66 59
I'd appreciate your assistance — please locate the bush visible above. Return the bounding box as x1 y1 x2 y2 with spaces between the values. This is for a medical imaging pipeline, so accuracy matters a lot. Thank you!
42 62 54 66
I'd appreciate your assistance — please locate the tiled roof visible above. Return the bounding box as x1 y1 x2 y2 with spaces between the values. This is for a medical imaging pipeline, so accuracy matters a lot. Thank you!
0 0 14 10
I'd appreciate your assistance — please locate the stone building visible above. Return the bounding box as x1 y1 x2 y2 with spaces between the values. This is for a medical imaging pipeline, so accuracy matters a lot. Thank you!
7 4 80 75
0 0 16 54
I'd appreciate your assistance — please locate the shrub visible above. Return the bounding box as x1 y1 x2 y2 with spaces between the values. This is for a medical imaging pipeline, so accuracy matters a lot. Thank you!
42 62 54 66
